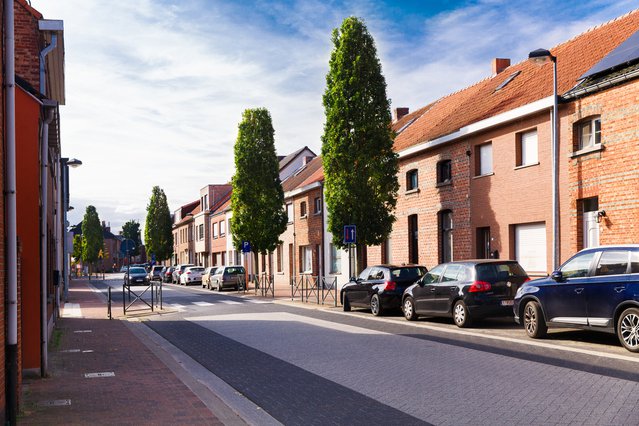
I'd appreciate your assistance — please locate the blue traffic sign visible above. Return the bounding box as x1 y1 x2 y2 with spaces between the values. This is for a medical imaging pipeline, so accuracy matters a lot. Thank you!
120 238 135 256
344 225 356 244
242 241 251 253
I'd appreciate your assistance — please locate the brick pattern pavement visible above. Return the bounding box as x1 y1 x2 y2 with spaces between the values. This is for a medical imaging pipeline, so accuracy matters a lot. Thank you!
19 278 224 425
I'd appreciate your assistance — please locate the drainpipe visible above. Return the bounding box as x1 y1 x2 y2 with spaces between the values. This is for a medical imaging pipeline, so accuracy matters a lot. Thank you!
5 0 18 422
319 182 325 283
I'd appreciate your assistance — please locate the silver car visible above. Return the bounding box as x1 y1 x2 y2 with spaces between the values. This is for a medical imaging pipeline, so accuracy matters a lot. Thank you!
208 266 246 291
180 266 205 285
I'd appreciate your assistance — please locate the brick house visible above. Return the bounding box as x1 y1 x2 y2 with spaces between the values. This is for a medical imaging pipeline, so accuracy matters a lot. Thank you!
172 200 199 265
193 184 231 267
209 194 231 267
388 10 639 276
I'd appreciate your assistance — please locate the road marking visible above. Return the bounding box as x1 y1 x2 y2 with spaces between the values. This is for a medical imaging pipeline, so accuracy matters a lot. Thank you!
328 311 639 364
60 349 81 353
62 303 82 318
219 301 243 305
243 299 273 304
187 312 386 335
169 304 187 311
74 330 92 333
38 399 71 407
193 301 215 307
84 372 115 378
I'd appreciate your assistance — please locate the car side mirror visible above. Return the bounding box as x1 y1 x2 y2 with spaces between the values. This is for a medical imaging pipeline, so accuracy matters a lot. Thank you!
417 277 425 287
550 270 564 282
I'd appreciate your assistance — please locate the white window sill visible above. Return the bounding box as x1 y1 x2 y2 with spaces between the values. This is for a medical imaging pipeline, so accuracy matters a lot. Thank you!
514 162 540 170
473 172 494 180
570 144 604 158
405 188 420 195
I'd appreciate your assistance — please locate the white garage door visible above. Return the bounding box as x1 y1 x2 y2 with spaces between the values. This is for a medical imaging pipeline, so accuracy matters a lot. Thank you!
515 223 547 274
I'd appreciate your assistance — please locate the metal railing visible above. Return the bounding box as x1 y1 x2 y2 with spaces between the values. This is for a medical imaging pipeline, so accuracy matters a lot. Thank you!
291 275 338 306
122 281 163 315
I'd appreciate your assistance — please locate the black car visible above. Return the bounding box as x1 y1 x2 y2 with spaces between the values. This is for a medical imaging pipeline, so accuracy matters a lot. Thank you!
514 245 639 352
402 260 529 327
124 267 150 286
341 265 427 316
161 266 175 283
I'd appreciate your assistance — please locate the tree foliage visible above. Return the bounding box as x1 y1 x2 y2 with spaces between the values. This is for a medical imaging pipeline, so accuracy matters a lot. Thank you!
144 186 174 261
230 108 287 255
81 205 104 265
121 220 141 256
321 16 399 249
72 234 83 261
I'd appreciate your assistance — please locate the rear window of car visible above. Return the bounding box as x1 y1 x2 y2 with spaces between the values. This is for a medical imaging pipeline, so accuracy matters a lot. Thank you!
129 267 146 274
225 267 245 275
476 262 527 281
390 266 427 280
189 267 205 272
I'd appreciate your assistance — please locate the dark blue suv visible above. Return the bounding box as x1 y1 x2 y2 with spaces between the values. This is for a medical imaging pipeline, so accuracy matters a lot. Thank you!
514 245 639 352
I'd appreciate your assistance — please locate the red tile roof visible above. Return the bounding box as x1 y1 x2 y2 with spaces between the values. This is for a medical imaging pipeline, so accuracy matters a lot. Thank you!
394 9 639 152
282 156 324 193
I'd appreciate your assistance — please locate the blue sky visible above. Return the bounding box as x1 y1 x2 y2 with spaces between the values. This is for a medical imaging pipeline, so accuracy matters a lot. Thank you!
33 0 637 234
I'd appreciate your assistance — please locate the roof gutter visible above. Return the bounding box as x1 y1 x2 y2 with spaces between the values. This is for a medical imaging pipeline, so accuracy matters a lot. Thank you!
398 95 554 159
284 181 322 200
563 68 639 99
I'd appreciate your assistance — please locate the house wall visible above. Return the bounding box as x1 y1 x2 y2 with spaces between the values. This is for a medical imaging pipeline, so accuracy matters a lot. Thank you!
194 212 208 263
210 213 227 266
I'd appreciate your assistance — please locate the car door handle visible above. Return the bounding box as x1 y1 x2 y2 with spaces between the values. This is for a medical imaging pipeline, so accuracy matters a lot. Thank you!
574 288 584 294
430 288 436 292
614 286 625 293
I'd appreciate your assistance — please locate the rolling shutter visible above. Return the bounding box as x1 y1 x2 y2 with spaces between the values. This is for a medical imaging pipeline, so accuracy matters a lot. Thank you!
515 223 547 274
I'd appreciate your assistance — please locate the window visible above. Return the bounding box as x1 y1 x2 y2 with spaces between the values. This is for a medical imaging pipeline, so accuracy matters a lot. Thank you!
475 142 493 176
561 252 596 279
286 204 293 223
213 222 218 238
314 197 322 215
437 160 452 184
440 211 453 263
300 201 307 218
577 116 601 150
442 264 462 282
517 130 538 166
406 169 418 191
408 214 419 264
219 220 226 236
595 250 628 276
302 246 312 273
198 224 204 240
330 244 341 274
277 244 283 272
421 264 444 285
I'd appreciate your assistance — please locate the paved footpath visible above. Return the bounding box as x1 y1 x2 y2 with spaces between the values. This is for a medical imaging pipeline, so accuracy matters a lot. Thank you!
19 278 241 425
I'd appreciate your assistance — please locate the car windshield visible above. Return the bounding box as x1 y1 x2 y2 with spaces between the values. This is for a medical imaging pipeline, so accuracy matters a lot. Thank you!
226 267 245 275
129 267 146 274
476 262 527 281
390 266 427 280
189 267 204 272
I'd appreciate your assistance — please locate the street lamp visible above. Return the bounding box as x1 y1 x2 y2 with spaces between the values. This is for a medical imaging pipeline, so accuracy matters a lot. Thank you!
528 48 559 271
61 157 82 302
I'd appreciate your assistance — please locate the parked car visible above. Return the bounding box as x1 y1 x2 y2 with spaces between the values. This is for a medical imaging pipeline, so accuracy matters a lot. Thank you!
201 266 216 288
402 260 529 327
208 266 246 291
514 245 639 352
161 266 175 283
119 265 128 273
341 265 427 316
180 266 205 285
148 265 164 281
124 267 150 286
172 264 194 284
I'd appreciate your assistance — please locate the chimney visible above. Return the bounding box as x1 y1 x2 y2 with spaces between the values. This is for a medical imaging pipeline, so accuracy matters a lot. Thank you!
393 107 410 122
492 58 510 75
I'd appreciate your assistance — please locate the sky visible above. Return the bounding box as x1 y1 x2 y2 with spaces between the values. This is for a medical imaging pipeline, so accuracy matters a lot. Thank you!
32 0 637 235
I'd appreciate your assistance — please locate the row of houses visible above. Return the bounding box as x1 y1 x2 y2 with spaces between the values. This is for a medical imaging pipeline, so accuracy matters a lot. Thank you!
0 1 68 421
171 9 639 296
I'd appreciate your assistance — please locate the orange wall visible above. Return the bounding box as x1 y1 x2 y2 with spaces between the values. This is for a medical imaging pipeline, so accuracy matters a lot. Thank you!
16 88 41 370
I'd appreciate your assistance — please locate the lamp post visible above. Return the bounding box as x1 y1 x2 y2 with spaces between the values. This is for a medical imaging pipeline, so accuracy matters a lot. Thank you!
62 157 82 302
528 48 559 271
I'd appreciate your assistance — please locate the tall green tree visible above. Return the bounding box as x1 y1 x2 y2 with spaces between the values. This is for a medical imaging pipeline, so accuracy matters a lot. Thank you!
144 186 173 261
122 219 142 256
81 205 104 274
321 17 399 262
72 234 83 261
231 108 287 273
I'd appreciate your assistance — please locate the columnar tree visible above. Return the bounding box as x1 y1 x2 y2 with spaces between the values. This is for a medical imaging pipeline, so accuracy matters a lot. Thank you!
81 205 104 275
144 186 174 262
321 16 399 271
230 108 287 276
122 220 141 256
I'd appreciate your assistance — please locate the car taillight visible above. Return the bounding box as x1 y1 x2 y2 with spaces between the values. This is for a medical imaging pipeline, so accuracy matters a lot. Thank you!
524 277 530 282
186 271 192 275
384 281 397 291
468 281 492 292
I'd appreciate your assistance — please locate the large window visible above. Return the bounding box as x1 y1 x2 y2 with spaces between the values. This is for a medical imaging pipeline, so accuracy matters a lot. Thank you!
198 224 204 240
330 244 341 274
475 142 493 176
286 203 293 223
440 210 453 263
517 129 538 166
219 220 226 236
314 197 322 215
277 244 283 272
406 169 418 191
213 222 218 238
437 160 452 184
576 116 601 150
302 246 313 273
300 201 307 218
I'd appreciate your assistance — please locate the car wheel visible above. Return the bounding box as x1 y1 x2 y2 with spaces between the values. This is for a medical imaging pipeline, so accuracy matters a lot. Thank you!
617 307 639 352
453 300 472 328
403 297 418 321
370 294 383 316
523 300 547 338
217 281 222 291
342 293 351 312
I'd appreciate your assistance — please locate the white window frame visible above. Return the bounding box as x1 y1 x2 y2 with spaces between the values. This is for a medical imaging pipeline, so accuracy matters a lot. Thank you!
219 220 226 236
518 129 538 166
477 142 493 176
302 246 312 273
330 244 341 274
213 222 219 239
286 203 294 223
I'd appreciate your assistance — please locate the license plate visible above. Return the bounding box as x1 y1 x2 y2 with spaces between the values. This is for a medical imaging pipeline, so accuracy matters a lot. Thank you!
501 299 514 306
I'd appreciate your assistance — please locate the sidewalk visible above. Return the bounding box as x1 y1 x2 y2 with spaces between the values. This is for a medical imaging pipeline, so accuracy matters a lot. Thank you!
19 278 237 425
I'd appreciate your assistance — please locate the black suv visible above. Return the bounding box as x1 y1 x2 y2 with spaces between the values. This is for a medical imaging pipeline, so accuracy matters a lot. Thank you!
341 265 427 316
514 245 639 352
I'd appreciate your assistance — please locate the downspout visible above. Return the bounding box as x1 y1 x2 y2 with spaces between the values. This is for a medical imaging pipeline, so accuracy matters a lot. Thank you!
39 32 58 378
5 0 18 422
319 182 325 283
